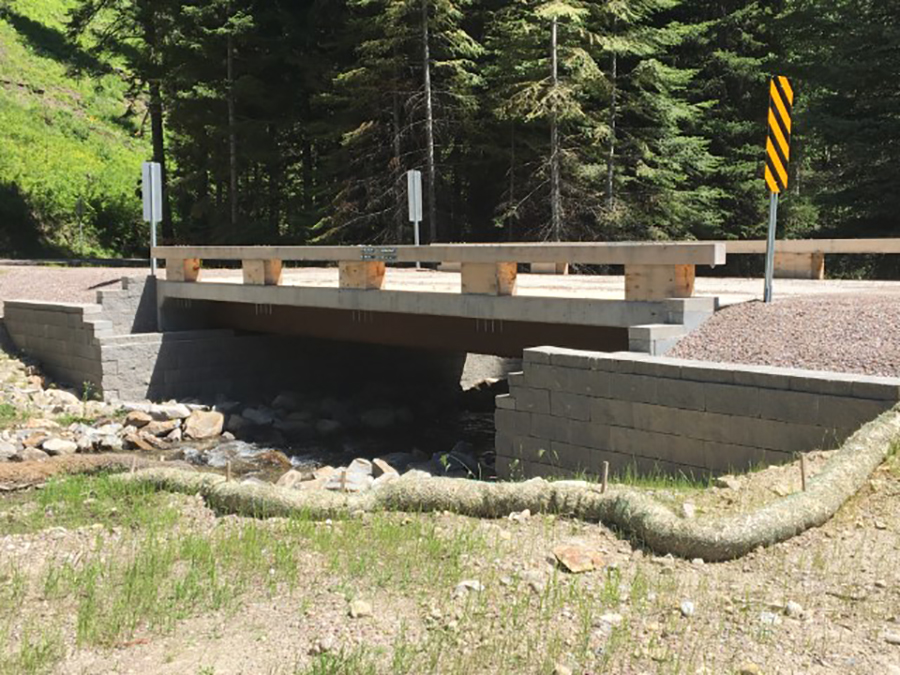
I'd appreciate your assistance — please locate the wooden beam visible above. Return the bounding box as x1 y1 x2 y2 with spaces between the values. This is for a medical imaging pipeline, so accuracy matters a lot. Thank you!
722 238 900 255
624 264 695 301
165 258 201 282
242 259 283 285
530 262 569 275
153 242 725 266
339 261 385 290
461 262 517 296
774 252 825 280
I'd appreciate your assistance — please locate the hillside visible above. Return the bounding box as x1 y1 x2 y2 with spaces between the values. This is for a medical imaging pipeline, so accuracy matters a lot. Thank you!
0 0 148 257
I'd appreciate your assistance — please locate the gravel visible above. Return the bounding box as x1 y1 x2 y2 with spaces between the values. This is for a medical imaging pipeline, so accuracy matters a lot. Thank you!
0 265 152 316
670 295 900 377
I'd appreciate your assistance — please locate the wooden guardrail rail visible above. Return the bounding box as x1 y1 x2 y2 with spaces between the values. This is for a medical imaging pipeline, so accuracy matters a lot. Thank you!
720 238 900 279
152 242 726 301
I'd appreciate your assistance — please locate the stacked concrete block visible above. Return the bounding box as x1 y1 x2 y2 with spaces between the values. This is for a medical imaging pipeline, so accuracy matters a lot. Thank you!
95 275 157 334
496 347 900 479
4 301 105 395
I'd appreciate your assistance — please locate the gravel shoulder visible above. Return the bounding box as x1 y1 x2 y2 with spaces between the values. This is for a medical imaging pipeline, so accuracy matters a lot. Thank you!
671 294 900 377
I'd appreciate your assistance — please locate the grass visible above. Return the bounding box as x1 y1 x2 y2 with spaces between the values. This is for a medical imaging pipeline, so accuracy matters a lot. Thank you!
0 0 149 256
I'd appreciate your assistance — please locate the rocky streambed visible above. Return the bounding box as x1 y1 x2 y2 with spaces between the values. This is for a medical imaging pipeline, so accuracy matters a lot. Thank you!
0 350 499 493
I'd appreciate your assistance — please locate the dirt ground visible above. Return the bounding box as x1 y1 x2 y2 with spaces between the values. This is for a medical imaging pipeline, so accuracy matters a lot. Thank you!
1 449 898 675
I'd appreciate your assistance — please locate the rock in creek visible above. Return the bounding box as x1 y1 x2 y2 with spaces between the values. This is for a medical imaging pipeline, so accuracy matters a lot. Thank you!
184 410 225 440
42 438 78 456
150 403 192 421
125 411 153 428
242 407 276 427
15 447 50 462
0 441 18 461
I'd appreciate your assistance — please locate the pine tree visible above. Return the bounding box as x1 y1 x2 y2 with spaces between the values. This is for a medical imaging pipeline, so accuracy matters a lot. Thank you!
319 0 482 244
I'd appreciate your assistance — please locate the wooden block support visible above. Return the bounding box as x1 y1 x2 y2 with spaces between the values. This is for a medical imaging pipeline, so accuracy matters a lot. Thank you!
461 262 518 296
339 261 386 290
624 264 695 301
242 259 283 285
165 258 201 282
774 252 825 280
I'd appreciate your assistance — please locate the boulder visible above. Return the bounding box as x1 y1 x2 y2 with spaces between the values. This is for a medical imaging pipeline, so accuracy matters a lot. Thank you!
150 403 191 421
347 458 373 477
372 458 399 478
225 414 249 435
271 392 303 412
125 411 153 428
15 447 50 462
184 410 225 440
98 434 124 452
242 407 276 427
143 419 180 437
42 438 78 456
325 469 373 493
0 441 18 461
39 389 81 408
276 469 307 489
274 419 313 441
552 545 604 574
124 432 155 452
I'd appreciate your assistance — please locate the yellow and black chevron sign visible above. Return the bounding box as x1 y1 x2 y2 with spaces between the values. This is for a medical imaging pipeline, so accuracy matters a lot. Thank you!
765 75 794 194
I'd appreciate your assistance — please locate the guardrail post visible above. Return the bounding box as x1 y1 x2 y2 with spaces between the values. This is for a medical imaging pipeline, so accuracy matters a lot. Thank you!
165 258 201 282
624 264 694 301
339 261 386 290
242 259 283 285
461 262 517 296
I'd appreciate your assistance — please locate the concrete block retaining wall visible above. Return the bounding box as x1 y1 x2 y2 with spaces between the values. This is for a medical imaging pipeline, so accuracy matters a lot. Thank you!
496 346 900 478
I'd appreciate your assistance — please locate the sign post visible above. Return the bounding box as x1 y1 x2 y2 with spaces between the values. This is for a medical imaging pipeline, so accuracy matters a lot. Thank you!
142 161 162 274
407 169 423 269
763 75 794 303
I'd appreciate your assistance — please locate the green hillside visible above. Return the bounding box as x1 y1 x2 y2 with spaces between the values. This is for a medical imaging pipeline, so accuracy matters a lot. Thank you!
0 0 148 257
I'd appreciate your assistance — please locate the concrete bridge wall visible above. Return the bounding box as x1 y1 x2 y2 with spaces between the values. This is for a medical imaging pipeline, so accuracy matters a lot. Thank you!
496 347 900 478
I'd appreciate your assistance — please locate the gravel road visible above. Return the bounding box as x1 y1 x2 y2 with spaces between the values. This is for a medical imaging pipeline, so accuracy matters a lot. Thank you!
670 294 900 377
0 265 154 316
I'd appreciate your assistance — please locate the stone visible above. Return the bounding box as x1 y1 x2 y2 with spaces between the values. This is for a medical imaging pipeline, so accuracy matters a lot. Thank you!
26 418 60 430
360 408 396 430
225 414 249 435
0 441 18 461
98 434 123 452
143 419 180 437
349 599 373 619
125 411 153 428
75 434 95 453
715 475 742 490
759 611 782 626
738 664 762 675
15 447 49 462
272 392 303 412
598 612 624 626
242 407 276 426
124 432 156 452
150 403 191 421
553 545 604 574
784 600 804 618
315 419 342 436
453 579 484 596
42 438 78 456
681 502 696 519
276 469 306 489
184 411 225 440
553 665 573 675
22 433 50 449
885 632 900 646
40 389 81 407
372 458 399 478
166 427 183 443
313 466 336 480
377 452 416 472
347 458 373 477
680 600 695 617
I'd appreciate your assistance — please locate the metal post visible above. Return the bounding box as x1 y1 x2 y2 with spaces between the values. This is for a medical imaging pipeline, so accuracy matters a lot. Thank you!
763 191 779 303
414 218 421 270
150 220 157 275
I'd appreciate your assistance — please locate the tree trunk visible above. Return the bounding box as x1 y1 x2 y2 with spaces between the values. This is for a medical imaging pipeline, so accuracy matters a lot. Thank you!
607 50 617 210
393 89 404 243
227 32 238 233
422 0 438 243
549 17 561 242
508 123 516 241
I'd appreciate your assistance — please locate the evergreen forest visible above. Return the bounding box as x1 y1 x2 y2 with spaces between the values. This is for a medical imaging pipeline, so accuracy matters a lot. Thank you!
0 0 897 268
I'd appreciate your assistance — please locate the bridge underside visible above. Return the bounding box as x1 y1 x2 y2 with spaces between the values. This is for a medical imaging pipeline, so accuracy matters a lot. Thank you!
161 298 629 357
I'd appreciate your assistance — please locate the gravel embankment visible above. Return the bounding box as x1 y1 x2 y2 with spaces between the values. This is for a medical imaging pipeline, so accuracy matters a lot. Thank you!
671 295 900 377
0 265 152 316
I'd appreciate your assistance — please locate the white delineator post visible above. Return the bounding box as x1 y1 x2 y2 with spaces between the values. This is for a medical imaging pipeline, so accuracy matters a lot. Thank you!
142 161 162 275
407 169 423 269
763 192 778 303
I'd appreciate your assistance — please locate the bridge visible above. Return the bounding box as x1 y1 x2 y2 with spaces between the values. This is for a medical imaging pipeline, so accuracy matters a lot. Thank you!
152 242 725 356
